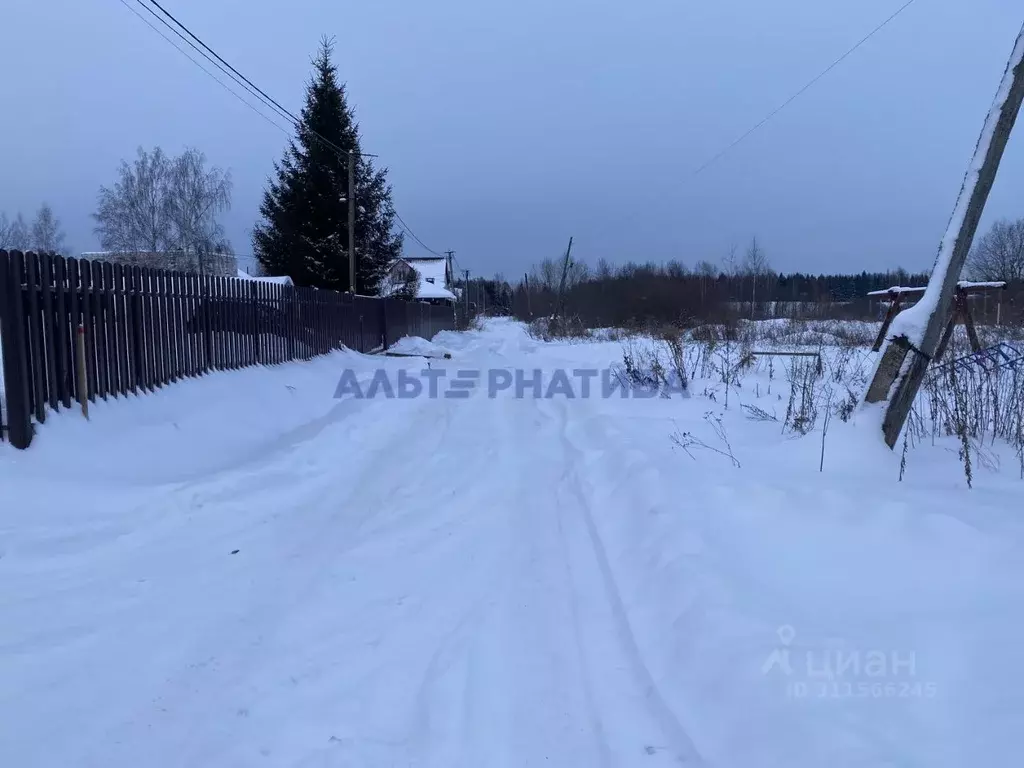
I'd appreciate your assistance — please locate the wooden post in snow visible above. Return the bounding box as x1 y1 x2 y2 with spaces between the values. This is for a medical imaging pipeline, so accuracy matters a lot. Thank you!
555 236 574 327
865 25 1024 448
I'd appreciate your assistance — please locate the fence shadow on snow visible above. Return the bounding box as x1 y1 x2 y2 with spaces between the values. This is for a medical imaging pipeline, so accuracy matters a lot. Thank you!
0 250 454 449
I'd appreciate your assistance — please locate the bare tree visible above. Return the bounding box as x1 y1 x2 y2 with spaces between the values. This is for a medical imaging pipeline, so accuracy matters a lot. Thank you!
9 213 30 251
666 260 690 278
695 259 718 278
166 148 232 261
569 259 590 285
31 204 67 253
533 254 589 292
723 244 740 276
93 146 233 273
968 218 1024 281
0 212 11 250
94 146 174 253
743 236 772 276
533 257 562 291
741 237 772 319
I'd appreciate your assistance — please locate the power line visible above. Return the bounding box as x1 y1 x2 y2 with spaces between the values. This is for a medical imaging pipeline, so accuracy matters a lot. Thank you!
143 0 301 126
693 0 920 175
135 0 374 162
117 0 292 137
394 210 444 257
130 0 295 127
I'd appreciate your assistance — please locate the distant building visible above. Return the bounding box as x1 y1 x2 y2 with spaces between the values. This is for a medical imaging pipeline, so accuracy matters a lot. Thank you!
383 256 457 304
79 250 238 277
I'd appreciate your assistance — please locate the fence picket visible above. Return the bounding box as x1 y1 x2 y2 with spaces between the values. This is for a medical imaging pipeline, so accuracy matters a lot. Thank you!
0 251 33 447
40 254 60 411
54 256 72 408
166 271 179 382
25 253 47 421
142 265 155 390
183 272 195 376
81 259 98 401
200 273 212 372
68 259 82 403
230 277 241 369
91 260 109 399
126 266 140 393
101 261 120 397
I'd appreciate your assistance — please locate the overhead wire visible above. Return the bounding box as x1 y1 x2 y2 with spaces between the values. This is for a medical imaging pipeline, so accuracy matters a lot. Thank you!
117 0 292 137
692 0 920 175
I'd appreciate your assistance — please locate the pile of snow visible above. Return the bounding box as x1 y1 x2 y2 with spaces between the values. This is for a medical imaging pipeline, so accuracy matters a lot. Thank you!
387 335 452 358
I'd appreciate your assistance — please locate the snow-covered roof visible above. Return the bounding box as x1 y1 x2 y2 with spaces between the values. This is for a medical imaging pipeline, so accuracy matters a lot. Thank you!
236 269 294 286
388 257 456 301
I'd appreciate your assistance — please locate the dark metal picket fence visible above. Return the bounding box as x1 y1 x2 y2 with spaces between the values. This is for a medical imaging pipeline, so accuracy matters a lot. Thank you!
0 250 455 449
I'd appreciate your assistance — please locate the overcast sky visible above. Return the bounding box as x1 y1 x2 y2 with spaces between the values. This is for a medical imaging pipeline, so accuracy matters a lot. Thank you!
2 0 1023 278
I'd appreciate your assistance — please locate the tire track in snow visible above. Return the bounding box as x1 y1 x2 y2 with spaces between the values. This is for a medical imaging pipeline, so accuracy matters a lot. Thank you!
543 395 706 766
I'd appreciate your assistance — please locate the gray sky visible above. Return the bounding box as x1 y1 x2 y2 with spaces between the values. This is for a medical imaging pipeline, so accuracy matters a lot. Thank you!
3 0 1023 277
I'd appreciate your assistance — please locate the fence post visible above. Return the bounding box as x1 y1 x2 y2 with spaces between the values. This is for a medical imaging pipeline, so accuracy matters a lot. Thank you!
380 298 387 351
0 251 34 448
76 325 89 420
25 253 46 423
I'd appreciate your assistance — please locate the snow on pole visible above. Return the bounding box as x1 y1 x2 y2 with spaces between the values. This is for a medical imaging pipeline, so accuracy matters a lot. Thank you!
864 23 1024 449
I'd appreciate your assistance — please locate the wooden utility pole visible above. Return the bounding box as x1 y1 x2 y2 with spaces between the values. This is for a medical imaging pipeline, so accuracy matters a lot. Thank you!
347 150 356 293
555 236 574 322
865 25 1024 448
444 250 455 291
463 268 470 319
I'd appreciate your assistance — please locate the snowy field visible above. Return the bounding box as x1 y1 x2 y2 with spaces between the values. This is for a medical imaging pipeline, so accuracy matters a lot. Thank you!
1 318 1023 767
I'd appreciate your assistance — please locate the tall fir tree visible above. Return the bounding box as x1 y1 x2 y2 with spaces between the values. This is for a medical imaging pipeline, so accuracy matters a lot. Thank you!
253 38 403 293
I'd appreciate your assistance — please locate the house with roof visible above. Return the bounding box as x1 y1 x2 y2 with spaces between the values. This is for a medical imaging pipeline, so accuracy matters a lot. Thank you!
383 255 457 305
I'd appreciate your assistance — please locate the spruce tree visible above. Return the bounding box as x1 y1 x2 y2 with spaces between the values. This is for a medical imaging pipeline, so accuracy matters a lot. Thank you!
253 38 403 292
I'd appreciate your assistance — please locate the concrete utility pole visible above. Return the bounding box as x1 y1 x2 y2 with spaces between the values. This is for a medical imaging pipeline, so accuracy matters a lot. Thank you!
347 150 356 293
865 25 1024 448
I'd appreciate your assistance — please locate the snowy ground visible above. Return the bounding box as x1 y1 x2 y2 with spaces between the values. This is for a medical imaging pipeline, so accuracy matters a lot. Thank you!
2 319 1023 767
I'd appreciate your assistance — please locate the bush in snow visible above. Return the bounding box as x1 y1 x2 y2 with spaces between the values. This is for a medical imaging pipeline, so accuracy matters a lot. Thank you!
527 315 592 342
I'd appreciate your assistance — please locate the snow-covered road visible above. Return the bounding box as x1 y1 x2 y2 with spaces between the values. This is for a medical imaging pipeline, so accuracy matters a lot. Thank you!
3 320 1023 767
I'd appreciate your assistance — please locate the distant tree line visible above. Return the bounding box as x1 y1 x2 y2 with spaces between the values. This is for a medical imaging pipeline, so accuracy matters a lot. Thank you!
463 230 1024 329
0 204 68 255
